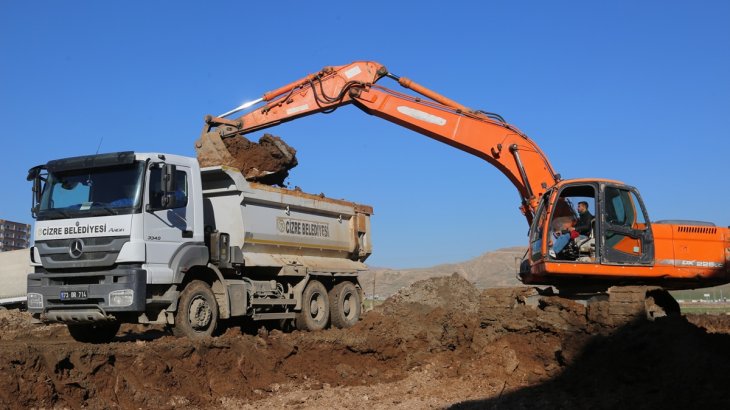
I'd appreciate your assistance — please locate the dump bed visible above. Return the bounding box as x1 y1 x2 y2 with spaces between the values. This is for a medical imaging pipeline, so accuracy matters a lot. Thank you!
200 166 372 272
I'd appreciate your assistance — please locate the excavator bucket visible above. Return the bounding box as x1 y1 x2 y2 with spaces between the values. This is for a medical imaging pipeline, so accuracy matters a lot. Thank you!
195 130 298 186
195 131 236 168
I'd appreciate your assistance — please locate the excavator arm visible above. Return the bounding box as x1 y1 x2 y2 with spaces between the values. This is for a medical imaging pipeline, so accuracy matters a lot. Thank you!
196 61 560 224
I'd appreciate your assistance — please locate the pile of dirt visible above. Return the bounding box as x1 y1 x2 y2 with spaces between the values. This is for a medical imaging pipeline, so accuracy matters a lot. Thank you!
0 309 67 341
686 312 730 333
1 277 730 408
455 313 730 409
221 133 298 186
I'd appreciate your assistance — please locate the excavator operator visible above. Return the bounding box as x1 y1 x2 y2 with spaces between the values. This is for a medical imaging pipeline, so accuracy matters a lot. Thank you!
574 201 593 237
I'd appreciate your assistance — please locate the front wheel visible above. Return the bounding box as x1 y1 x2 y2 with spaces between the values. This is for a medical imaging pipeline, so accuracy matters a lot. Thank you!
67 321 121 344
173 280 219 339
329 281 361 328
295 280 330 331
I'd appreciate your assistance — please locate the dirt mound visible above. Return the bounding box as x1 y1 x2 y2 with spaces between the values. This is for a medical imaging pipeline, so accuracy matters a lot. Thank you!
1 279 730 408
686 313 730 333
383 273 481 314
0 309 32 335
222 133 297 186
455 315 730 409
0 309 67 341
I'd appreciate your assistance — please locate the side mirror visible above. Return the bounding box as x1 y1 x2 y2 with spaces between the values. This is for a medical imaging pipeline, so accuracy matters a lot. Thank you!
27 167 39 182
27 166 44 218
160 164 177 209
162 164 177 193
33 177 41 208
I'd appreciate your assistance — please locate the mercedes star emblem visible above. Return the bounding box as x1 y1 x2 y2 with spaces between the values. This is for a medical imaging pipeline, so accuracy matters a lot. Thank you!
69 239 84 259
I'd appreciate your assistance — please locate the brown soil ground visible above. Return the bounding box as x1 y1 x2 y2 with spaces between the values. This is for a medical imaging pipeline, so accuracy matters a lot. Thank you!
221 133 297 186
1 275 729 409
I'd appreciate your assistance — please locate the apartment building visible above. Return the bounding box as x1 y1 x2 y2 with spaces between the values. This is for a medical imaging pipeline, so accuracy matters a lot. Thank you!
0 219 31 252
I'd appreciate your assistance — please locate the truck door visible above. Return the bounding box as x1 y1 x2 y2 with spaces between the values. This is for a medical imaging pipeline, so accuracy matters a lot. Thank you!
600 185 654 265
143 163 194 282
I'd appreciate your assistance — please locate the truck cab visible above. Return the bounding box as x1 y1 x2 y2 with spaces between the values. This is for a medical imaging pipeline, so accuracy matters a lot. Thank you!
26 152 206 339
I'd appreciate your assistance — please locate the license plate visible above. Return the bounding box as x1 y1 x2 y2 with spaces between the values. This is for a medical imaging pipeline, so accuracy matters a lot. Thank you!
60 290 88 300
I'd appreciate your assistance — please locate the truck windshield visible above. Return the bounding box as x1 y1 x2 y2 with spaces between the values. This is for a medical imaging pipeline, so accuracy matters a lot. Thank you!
38 162 145 220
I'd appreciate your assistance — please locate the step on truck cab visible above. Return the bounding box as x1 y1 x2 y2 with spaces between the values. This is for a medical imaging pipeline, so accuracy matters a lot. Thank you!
26 151 372 342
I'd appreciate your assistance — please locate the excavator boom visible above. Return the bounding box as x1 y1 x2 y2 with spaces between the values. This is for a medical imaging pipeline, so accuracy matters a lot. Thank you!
196 61 560 223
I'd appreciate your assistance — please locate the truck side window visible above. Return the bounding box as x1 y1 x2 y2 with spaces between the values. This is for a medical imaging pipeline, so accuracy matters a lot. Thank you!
148 168 188 209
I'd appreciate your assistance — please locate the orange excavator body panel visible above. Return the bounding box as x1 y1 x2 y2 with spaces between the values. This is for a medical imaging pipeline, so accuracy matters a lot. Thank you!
525 223 730 290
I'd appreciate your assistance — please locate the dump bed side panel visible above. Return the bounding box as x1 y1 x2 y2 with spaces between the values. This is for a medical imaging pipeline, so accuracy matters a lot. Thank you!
201 167 372 269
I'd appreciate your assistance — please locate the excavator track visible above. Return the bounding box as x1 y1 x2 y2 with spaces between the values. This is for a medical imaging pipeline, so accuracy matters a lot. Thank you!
525 286 681 328
586 286 681 326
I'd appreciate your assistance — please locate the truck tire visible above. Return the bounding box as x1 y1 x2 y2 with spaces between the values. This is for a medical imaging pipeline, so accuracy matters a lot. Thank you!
329 281 361 329
295 280 329 331
67 321 121 344
173 280 219 339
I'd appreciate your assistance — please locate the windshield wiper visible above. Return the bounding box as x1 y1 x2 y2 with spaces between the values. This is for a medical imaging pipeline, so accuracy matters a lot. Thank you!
91 203 118 216
41 208 71 219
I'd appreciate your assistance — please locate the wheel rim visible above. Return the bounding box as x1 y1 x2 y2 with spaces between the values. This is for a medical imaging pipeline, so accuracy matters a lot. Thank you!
342 291 356 320
189 295 213 330
309 291 326 323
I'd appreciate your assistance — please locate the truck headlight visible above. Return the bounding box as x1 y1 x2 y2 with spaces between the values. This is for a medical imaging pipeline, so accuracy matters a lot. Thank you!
27 293 43 309
109 289 134 307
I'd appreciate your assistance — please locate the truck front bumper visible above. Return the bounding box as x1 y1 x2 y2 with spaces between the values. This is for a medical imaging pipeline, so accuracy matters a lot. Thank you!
27 266 146 323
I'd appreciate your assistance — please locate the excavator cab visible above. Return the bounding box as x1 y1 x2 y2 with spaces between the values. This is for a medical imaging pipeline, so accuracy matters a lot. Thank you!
525 179 655 286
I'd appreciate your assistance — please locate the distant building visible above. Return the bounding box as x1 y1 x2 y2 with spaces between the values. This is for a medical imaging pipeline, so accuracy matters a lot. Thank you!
0 219 31 252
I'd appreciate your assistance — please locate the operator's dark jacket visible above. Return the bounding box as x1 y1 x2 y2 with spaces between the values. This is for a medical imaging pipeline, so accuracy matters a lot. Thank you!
575 211 593 236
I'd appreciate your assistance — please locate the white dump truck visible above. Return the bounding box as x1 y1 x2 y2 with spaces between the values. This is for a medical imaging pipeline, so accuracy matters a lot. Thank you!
26 151 372 342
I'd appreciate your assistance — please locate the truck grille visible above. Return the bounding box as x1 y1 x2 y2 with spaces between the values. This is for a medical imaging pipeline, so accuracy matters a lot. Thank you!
37 236 130 269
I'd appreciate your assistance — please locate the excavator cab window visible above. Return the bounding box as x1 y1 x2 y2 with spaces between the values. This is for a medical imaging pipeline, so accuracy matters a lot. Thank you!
547 184 597 262
601 186 654 265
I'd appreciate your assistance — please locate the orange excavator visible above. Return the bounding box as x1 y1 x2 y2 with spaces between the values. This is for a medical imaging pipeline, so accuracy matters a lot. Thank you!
196 61 730 320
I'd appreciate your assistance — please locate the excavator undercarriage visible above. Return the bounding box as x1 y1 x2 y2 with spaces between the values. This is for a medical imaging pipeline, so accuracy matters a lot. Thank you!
523 286 681 328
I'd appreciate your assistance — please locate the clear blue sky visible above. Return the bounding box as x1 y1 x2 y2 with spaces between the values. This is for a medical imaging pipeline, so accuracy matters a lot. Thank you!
1 1 728 268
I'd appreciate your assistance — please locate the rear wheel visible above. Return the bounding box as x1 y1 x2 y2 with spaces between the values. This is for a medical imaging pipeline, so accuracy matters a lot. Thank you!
329 281 361 328
295 280 329 331
67 321 121 343
173 280 219 339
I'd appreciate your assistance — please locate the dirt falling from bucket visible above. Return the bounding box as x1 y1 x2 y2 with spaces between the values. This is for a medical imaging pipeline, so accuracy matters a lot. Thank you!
220 133 298 186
